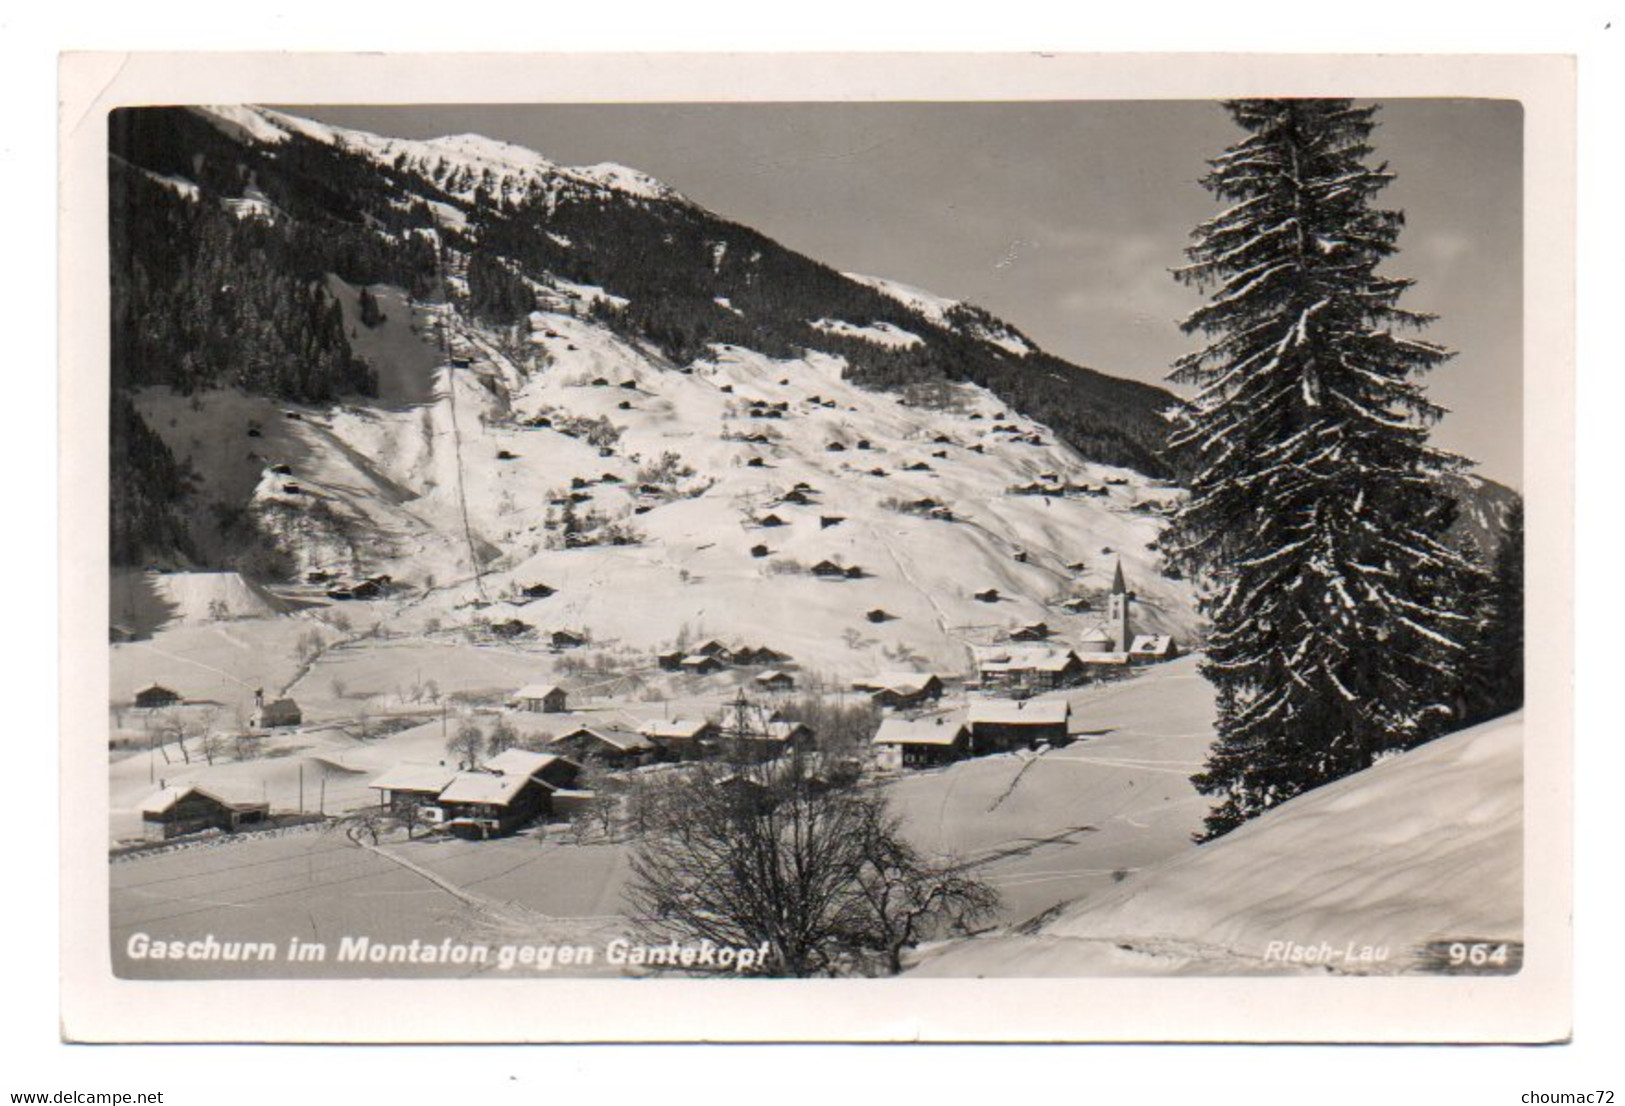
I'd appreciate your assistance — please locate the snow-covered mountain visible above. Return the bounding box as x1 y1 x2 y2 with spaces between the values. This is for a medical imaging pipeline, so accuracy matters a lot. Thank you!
199 105 686 208
107 105 1205 679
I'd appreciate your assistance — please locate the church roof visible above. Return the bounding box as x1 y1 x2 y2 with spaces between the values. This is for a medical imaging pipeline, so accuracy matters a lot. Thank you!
1110 558 1127 594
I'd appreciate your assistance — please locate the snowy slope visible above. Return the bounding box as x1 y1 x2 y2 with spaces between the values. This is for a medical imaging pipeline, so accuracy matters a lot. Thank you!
131 275 1196 683
374 302 1197 677
845 271 1035 356
910 714 1522 976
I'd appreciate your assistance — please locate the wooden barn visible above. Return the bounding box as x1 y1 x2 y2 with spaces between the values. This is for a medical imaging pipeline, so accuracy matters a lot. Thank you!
733 646 792 666
140 785 270 842
1129 635 1181 663
734 719 815 762
512 684 568 713
251 697 302 729
1009 621 1051 642
639 718 721 761
134 684 180 710
967 698 1071 752
550 629 587 649
754 670 796 693
872 715 971 770
484 748 583 790
549 724 655 768
854 672 945 710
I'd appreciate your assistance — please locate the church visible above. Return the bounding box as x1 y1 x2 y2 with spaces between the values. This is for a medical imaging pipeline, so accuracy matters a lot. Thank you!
1076 561 1179 666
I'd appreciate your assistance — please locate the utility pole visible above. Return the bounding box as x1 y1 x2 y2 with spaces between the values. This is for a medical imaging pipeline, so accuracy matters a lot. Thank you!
298 763 305 813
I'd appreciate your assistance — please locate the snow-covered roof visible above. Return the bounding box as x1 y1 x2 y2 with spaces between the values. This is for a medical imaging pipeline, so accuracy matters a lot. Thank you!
514 684 566 701
873 715 968 747
139 784 264 815
369 764 458 794
967 699 1070 727
438 770 551 806
1077 655 1130 665
640 718 714 740
553 725 653 752
1078 626 1114 643
975 646 1079 672
1130 635 1176 654
855 672 941 695
484 748 572 779
754 670 792 683
757 720 811 743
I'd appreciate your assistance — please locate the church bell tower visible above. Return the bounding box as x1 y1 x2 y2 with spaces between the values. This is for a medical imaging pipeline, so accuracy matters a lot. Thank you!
1107 559 1133 652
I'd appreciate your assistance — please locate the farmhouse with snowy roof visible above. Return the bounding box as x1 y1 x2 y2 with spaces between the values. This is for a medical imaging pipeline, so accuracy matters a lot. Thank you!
428 750 582 839
639 717 721 760
974 645 1084 693
134 684 181 710
754 670 796 692
512 684 568 713
853 672 945 710
548 723 655 768
369 764 458 812
872 714 971 770
967 698 1071 751
140 785 270 842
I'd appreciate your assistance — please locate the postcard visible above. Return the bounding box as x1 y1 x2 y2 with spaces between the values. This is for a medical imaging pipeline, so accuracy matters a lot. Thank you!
59 50 1573 1042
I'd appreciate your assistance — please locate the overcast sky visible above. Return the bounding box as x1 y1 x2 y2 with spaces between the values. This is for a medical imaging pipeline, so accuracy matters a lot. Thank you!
294 100 1523 488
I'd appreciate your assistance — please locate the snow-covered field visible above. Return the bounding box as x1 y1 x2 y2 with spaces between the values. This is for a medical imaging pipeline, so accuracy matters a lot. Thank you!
108 655 1215 978
883 655 1216 926
910 713 1523 977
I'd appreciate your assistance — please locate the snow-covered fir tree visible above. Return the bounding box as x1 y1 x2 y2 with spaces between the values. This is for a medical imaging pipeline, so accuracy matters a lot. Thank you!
1164 99 1484 840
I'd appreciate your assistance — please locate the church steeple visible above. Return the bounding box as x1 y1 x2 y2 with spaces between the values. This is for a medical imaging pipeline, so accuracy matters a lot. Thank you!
1107 558 1132 652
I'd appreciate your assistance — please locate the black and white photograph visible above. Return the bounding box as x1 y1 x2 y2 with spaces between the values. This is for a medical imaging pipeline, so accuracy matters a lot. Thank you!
55 50 1576 1045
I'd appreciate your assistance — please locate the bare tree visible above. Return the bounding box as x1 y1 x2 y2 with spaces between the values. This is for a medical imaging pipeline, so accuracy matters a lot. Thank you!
773 694 880 776
485 716 520 758
625 756 997 977
147 708 189 764
446 719 483 768
847 802 1000 975
570 774 620 844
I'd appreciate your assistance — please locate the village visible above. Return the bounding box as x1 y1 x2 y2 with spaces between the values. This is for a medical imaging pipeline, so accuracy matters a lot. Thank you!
124 561 1178 846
